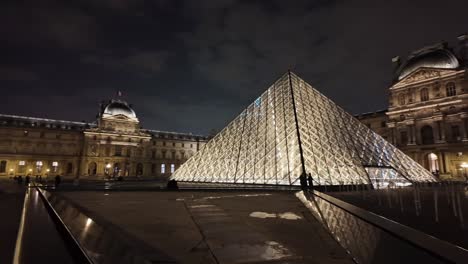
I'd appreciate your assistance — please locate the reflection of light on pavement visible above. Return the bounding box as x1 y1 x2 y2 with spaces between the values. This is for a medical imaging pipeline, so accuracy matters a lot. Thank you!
260 241 291 260
249 211 302 220
104 193 109 196
190 204 215 208
194 193 272 201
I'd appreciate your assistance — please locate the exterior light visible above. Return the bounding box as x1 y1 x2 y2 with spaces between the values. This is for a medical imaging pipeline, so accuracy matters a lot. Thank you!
9 169 14 172
46 169 50 172
28 169 32 172
460 163 468 168
106 164 112 168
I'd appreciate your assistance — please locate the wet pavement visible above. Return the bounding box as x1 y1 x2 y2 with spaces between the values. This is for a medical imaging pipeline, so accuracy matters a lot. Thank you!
59 190 354 264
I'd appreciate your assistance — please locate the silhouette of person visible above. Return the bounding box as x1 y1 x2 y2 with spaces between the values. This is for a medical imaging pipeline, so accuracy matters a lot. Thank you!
25 175 30 186
307 174 313 189
55 175 61 187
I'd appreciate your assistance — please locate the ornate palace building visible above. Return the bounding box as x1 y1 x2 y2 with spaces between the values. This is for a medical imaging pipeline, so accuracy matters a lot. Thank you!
357 34 468 180
0 98 207 179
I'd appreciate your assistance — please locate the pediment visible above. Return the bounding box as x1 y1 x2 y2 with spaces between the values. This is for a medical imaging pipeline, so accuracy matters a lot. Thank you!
394 67 458 87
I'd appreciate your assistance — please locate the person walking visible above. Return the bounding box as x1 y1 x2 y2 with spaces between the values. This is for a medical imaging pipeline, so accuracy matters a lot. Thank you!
25 175 30 186
307 173 313 190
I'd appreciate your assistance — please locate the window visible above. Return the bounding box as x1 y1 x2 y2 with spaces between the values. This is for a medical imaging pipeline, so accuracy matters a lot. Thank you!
420 88 429 101
400 131 408 145
398 94 405 105
190 144 193 148
161 164 166 174
52 161 59 172
172 142 175 147
452 125 461 141
136 163 143 176
36 161 43 173
151 150 156 159
163 141 166 146
381 121 386 128
162 150 166 159
172 151 176 159
66 163 73 174
421 126 434 145
170 164 175 173
182 143 185 147
114 146 122 156
24 130 29 136
0 160 6 173
18 161 26 173
151 163 156 174
446 82 456 96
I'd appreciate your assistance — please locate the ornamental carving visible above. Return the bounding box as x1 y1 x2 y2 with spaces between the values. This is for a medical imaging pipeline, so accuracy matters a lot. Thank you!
399 69 441 85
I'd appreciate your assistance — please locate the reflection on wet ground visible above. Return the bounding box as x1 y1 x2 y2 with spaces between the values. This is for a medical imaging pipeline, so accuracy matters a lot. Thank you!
58 190 354 264
249 211 302 220
329 184 468 249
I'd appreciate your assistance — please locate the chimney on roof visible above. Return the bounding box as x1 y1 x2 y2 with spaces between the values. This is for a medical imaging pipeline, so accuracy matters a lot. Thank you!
457 34 468 66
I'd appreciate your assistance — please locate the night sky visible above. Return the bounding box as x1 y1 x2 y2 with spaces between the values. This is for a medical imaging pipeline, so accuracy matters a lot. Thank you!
2 0 468 135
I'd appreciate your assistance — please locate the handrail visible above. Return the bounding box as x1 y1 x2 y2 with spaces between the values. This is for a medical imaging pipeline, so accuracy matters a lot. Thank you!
35 185 94 263
301 190 468 264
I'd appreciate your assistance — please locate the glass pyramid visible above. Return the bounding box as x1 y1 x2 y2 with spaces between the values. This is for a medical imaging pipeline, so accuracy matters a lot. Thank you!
172 72 436 187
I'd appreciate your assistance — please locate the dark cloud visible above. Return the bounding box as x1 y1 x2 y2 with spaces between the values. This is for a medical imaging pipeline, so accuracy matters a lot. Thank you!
1 0 468 134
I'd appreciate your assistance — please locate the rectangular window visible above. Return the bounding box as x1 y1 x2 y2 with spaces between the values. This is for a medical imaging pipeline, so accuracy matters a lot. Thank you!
400 131 408 145
170 164 175 173
36 161 43 173
151 164 156 174
161 164 165 174
114 146 122 156
152 150 156 159
452 125 460 141
19 160 26 166
52 161 59 172
0 161 6 173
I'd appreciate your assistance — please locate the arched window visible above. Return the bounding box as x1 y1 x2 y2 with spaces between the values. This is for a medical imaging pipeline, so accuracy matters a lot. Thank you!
170 164 175 173
0 160 6 173
398 94 406 105
161 164 166 174
136 163 143 176
446 82 456 96
421 126 434 145
420 88 429 101
88 162 97 176
66 162 73 174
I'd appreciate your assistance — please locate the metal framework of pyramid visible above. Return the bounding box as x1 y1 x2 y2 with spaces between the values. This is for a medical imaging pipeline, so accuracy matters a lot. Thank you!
172 72 436 187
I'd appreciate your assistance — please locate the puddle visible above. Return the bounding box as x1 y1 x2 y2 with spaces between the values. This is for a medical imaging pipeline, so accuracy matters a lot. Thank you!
249 211 302 220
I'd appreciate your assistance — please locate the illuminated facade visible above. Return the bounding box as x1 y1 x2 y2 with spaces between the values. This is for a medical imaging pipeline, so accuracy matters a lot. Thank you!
0 98 207 179
358 35 468 180
172 72 435 187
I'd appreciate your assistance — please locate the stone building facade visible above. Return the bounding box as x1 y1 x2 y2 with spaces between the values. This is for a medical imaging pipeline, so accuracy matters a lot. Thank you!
358 35 468 180
0 99 207 179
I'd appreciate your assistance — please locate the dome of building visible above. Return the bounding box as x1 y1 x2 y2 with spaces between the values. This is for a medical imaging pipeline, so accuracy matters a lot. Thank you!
397 48 459 80
103 100 137 119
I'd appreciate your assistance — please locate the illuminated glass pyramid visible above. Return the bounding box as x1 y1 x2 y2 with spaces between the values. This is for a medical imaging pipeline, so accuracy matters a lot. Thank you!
172 72 435 187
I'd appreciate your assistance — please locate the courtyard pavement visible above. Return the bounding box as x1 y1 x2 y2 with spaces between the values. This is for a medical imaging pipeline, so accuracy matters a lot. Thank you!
59 190 354 264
